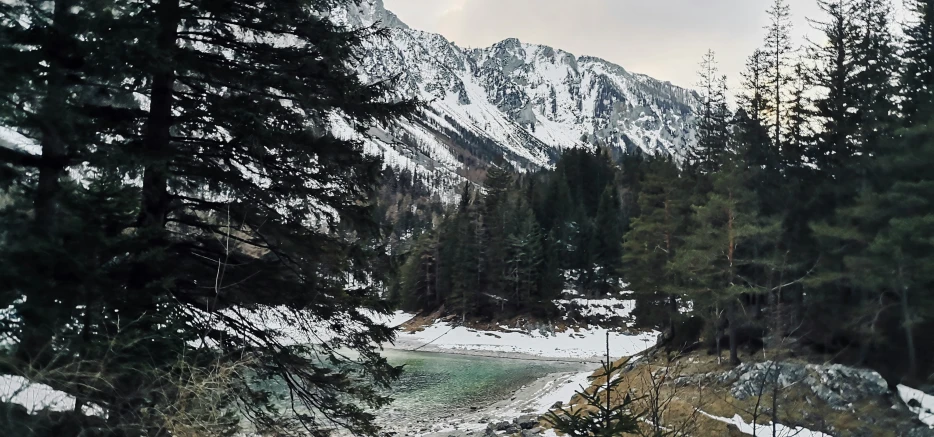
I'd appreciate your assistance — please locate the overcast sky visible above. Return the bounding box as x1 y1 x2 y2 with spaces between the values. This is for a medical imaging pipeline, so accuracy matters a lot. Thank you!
382 0 873 92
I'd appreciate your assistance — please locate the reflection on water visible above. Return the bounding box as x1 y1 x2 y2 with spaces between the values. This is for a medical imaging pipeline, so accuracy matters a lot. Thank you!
379 349 579 420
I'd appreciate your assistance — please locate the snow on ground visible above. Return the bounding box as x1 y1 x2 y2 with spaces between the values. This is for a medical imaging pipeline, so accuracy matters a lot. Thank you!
0 375 102 416
372 310 415 328
1 375 74 413
552 298 636 321
898 384 934 428
526 370 594 412
394 319 656 360
390 297 656 360
700 411 834 437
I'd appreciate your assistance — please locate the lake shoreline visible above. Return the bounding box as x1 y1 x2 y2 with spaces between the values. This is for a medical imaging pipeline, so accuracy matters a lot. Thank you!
382 336 606 363
374 345 602 437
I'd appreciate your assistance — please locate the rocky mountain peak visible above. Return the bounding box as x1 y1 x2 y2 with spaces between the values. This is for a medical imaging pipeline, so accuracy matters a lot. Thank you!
337 1 698 198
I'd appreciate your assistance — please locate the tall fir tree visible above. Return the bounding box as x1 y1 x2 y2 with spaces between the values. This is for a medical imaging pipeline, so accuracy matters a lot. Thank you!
852 0 899 169
806 0 860 211
763 0 794 148
591 185 624 296
812 120 934 380
622 156 689 336
900 0 934 126
695 50 731 174
673 145 784 365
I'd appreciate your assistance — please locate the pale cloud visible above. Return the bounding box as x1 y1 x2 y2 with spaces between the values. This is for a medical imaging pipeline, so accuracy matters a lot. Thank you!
383 0 835 91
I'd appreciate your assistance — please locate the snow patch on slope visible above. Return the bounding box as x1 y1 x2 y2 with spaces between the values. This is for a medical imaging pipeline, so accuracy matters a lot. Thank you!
700 411 834 437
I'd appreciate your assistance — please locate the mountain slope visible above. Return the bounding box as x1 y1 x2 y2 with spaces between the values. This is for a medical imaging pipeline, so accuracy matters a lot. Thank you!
332 0 697 196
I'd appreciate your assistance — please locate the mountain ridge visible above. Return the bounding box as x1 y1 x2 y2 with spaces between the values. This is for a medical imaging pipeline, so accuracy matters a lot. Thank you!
331 0 698 197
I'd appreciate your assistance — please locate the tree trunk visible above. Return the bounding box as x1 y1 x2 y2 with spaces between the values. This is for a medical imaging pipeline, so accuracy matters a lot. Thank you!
138 0 180 230
16 0 73 369
715 304 723 364
668 293 678 341
728 301 740 365
858 286 870 365
898 265 918 379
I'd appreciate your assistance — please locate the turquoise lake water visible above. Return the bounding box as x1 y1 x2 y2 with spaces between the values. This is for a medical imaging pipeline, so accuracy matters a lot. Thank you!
379 349 579 419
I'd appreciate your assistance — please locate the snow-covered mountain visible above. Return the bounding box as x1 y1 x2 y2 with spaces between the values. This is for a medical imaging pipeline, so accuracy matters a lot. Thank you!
331 0 698 197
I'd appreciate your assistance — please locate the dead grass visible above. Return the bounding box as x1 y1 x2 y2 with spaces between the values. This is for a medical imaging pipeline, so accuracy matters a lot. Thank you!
538 348 913 437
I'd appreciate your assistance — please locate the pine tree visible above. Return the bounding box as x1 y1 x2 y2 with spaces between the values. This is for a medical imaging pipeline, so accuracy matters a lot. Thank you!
763 0 794 147
901 0 934 126
673 148 784 365
507 205 544 311
592 185 624 296
740 50 773 127
807 0 861 212
695 50 731 174
622 156 689 336
852 0 899 167
737 49 784 218
450 183 480 319
812 120 934 379
544 335 641 437
783 62 812 176
482 165 514 303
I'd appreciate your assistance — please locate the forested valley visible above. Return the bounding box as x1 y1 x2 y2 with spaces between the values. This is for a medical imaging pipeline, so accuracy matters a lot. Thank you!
387 0 934 388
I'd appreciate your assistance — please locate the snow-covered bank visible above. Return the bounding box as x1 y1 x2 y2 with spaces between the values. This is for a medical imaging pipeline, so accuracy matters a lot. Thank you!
390 319 656 361
385 297 658 361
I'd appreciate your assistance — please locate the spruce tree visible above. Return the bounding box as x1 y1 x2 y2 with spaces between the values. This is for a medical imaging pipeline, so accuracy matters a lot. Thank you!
763 0 794 147
673 146 784 365
622 156 689 337
812 120 934 380
695 50 731 174
544 336 641 437
852 0 899 166
482 165 514 303
592 185 624 296
806 0 860 212
901 0 934 126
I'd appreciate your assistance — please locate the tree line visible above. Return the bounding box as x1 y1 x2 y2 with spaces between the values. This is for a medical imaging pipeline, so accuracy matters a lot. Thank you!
634 0 934 386
390 148 633 319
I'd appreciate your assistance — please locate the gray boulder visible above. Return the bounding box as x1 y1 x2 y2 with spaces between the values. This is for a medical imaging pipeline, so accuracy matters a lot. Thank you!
722 361 888 410
515 414 539 429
